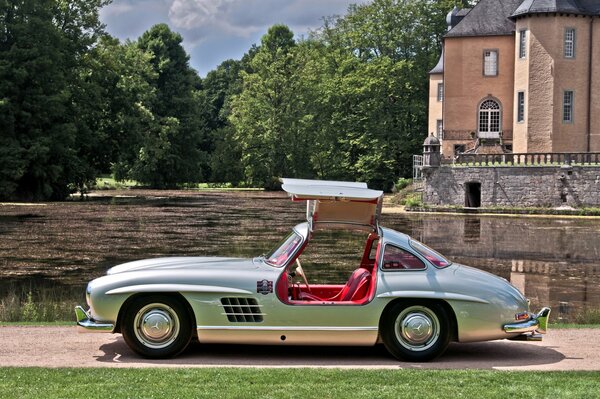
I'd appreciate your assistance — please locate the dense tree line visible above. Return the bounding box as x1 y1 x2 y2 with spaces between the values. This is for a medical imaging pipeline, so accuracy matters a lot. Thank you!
0 0 471 200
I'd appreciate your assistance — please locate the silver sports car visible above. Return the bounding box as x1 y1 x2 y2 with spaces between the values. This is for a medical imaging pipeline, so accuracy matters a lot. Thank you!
76 178 550 361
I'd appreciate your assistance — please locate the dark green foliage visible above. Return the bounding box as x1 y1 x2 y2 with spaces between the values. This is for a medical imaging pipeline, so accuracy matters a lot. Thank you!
0 0 109 200
126 24 208 188
231 24 316 188
203 59 246 183
88 36 157 182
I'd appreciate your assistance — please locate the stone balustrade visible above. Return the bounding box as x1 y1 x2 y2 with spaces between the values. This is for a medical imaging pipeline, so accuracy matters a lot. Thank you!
453 152 600 167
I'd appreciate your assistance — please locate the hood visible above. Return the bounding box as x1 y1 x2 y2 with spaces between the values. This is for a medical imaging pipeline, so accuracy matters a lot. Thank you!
106 256 258 275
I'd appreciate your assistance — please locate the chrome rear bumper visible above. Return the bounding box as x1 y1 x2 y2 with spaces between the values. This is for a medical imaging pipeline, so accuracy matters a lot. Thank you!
504 307 551 339
75 306 114 333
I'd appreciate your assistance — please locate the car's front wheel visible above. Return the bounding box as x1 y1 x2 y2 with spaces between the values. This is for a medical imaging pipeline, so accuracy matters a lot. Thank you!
380 301 450 362
122 295 193 358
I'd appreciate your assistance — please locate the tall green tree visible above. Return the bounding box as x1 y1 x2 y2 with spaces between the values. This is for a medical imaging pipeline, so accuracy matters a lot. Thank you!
230 25 317 188
202 59 245 183
203 45 260 184
0 0 108 200
127 24 208 187
80 36 157 184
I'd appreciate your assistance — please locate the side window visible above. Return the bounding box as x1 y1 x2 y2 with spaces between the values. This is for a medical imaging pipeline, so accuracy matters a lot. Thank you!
382 245 426 270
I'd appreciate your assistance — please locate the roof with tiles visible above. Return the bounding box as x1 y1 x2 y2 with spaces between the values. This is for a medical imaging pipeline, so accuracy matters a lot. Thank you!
445 0 524 37
512 0 600 17
446 0 600 38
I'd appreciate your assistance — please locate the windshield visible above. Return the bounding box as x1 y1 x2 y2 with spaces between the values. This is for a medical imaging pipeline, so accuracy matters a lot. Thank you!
409 239 451 268
265 231 303 267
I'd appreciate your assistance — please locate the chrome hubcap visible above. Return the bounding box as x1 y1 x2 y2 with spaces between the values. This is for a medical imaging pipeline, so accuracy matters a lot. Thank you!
394 306 440 352
134 303 180 349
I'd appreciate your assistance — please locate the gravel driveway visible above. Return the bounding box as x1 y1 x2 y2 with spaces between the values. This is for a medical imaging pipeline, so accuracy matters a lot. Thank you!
0 326 598 370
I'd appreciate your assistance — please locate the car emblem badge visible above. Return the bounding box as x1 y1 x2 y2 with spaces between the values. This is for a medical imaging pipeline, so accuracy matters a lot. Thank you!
257 280 273 295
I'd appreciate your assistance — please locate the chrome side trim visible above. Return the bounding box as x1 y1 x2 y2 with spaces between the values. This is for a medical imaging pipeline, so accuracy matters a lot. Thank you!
105 284 252 295
75 306 114 333
504 307 551 334
377 290 490 304
197 325 378 331
197 325 379 346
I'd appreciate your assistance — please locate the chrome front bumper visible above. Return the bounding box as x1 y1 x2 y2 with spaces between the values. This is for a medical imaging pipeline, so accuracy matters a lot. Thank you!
503 307 551 341
75 306 114 333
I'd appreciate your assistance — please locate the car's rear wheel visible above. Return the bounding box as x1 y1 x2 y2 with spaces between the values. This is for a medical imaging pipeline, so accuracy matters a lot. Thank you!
122 295 192 358
380 301 450 362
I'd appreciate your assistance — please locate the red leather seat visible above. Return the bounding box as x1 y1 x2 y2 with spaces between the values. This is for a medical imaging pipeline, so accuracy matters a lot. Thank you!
298 268 371 302
334 268 371 301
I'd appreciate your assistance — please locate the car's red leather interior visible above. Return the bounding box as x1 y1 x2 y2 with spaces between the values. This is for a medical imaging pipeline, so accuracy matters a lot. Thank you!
295 268 371 303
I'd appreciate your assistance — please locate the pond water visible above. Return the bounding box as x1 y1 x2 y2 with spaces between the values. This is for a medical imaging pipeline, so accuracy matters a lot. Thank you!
1 190 599 322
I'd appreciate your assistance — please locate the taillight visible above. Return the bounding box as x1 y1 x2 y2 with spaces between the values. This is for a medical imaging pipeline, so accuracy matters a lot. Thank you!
515 312 530 321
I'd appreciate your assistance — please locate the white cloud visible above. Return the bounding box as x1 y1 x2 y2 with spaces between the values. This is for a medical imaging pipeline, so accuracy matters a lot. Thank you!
102 0 365 75
168 0 362 45
99 2 135 18
169 0 257 39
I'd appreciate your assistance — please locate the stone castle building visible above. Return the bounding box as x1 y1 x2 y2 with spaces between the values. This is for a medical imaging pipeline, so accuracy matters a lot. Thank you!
429 0 600 157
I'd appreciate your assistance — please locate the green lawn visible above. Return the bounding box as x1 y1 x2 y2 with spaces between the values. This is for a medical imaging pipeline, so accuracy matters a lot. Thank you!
0 368 598 399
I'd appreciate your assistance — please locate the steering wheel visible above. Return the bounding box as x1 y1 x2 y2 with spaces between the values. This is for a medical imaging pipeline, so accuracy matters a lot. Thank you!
295 259 311 292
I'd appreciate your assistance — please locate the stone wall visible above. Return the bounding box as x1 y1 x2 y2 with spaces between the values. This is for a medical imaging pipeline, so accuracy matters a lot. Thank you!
423 165 600 207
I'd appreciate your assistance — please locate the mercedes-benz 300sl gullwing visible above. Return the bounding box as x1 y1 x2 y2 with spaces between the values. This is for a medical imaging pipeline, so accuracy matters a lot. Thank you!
76 179 550 362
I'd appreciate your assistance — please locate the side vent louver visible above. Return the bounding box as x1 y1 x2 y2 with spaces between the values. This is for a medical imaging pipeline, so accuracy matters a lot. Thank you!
221 297 264 322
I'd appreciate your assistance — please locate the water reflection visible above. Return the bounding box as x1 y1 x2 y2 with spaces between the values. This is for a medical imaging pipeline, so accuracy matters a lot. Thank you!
1 190 599 322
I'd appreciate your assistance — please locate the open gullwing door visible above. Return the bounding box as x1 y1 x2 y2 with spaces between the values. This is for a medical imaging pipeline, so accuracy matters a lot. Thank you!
281 178 383 231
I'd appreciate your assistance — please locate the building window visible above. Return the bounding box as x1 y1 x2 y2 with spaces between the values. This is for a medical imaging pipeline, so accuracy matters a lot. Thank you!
483 50 498 76
479 99 501 133
564 28 576 58
436 119 443 139
437 83 444 102
519 30 527 59
517 91 525 123
563 90 574 123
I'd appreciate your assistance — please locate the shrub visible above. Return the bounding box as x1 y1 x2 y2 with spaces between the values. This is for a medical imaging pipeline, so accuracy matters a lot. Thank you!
574 307 600 325
393 178 412 193
403 193 423 208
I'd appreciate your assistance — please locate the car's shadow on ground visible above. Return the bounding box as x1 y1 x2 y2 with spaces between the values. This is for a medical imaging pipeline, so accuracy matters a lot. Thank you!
96 337 565 369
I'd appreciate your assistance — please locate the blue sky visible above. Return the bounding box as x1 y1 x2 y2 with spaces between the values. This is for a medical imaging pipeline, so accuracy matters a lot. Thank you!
100 0 366 77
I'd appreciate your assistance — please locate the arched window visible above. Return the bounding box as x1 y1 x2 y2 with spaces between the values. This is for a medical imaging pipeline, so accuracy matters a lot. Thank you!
478 99 501 137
